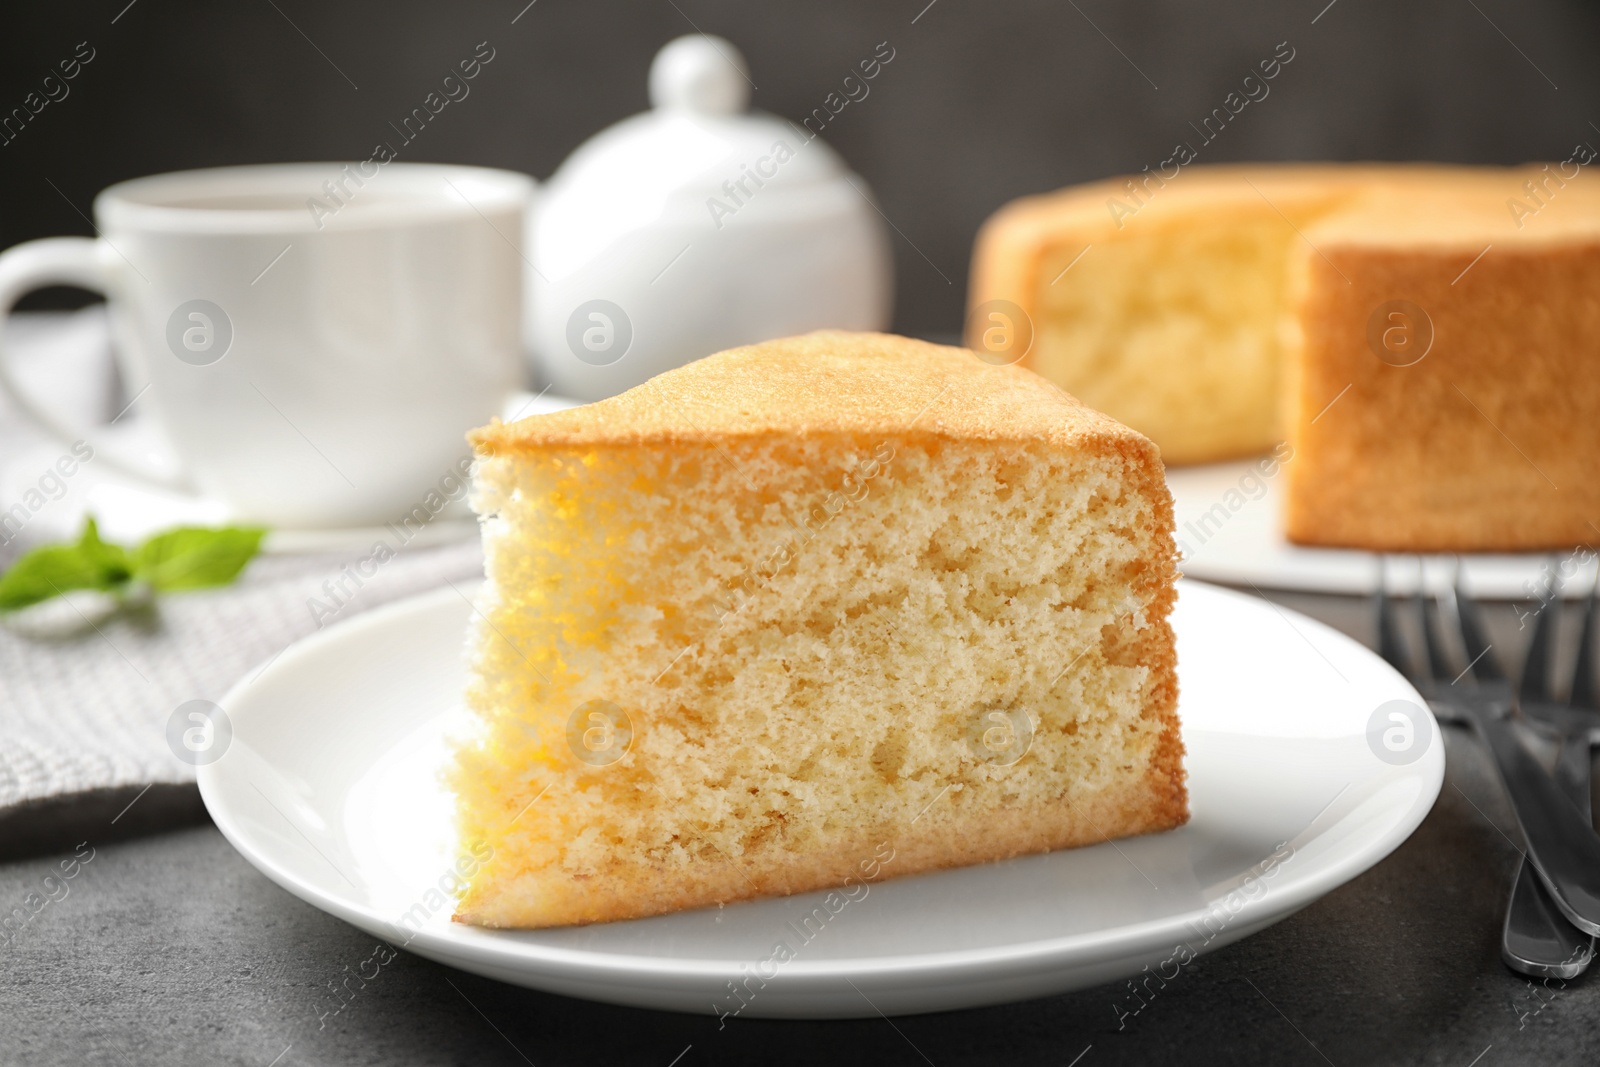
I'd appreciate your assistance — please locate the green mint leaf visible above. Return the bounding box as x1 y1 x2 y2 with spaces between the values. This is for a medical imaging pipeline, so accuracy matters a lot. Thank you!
77 516 133 576
131 525 266 592
0 517 133 611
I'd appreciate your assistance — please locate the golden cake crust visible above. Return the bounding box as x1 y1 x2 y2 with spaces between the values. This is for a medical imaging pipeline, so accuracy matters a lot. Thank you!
1283 180 1600 550
471 330 1144 453
967 163 1524 350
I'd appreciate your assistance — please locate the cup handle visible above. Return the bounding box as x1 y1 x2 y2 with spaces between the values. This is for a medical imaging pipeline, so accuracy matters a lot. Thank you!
0 236 188 491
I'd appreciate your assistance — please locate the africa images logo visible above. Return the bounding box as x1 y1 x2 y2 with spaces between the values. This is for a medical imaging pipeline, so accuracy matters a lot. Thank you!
166 299 233 366
1366 699 1432 766
1366 299 1433 367
165 700 232 766
565 299 633 366
966 706 1034 766
566 699 634 766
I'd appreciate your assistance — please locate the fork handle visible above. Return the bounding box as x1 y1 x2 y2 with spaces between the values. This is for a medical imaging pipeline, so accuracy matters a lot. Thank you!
1472 711 1600 936
1503 857 1595 977
1502 734 1597 977
1554 736 1594 821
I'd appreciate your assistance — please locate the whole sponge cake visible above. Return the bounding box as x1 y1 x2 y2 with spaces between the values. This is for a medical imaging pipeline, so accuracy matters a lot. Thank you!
454 330 1185 929
968 163 1513 466
1282 177 1600 550
972 162 1600 551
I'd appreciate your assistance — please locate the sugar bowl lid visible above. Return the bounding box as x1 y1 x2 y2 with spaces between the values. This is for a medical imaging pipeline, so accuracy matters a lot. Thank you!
538 36 856 267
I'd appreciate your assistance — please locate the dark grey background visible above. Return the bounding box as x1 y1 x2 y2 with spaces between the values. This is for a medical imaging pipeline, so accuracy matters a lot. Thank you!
2 0 1597 336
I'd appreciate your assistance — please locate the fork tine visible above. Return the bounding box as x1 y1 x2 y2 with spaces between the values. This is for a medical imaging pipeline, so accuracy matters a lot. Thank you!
1420 562 1458 682
1520 560 1561 704
1572 568 1600 710
1375 556 1414 677
1420 594 1457 682
1450 560 1506 682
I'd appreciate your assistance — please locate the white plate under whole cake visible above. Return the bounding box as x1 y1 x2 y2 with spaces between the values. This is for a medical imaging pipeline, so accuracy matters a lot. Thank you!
197 579 1442 1018
1168 458 1594 600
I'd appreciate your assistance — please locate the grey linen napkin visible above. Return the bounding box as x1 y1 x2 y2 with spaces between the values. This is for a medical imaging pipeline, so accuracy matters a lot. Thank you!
0 538 484 856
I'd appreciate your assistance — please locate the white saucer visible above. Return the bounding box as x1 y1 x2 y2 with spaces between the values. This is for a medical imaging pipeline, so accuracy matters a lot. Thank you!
1168 458 1592 599
1 389 580 555
197 579 1442 1018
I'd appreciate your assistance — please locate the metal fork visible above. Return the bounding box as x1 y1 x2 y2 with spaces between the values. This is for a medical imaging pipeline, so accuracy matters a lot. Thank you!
1502 568 1600 977
1376 559 1600 943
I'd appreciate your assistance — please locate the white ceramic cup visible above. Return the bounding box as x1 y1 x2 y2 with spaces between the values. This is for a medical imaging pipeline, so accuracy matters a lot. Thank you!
0 162 532 528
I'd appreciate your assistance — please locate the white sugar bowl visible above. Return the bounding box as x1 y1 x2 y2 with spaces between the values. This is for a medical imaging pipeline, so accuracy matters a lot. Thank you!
528 35 893 401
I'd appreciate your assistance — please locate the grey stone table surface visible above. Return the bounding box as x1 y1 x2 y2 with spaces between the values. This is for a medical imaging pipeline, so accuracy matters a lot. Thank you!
3 587 1599 1067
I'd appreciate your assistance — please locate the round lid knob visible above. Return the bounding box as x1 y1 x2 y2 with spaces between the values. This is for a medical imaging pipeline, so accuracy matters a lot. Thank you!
648 35 750 116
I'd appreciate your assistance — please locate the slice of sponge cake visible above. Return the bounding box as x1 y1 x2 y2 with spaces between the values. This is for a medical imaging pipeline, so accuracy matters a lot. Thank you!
453 330 1185 928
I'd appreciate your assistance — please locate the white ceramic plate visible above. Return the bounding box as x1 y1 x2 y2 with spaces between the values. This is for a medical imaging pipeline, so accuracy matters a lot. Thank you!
1169 458 1592 599
198 579 1443 1018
